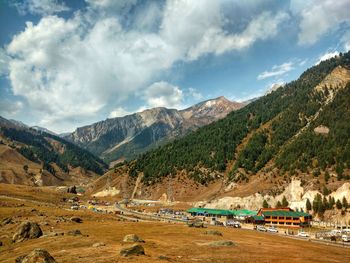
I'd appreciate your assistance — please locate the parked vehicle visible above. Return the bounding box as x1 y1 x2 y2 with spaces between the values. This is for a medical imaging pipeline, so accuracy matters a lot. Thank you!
267 226 278 233
257 226 267 232
297 232 309 237
342 235 350 242
226 221 241 228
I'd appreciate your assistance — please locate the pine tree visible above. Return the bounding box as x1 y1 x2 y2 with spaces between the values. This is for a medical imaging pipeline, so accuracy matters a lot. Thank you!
282 196 289 207
324 171 330 182
322 197 329 210
342 197 349 209
336 199 342 209
276 201 282 208
312 194 322 212
306 198 312 211
262 199 269 208
322 186 329 196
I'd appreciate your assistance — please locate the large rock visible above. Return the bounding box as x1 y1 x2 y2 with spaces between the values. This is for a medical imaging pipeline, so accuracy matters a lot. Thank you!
122 234 144 243
12 222 43 243
1 217 13 226
207 240 235 247
67 186 77 194
204 230 222 236
120 244 145 257
70 217 83 223
67 229 82 236
16 248 56 263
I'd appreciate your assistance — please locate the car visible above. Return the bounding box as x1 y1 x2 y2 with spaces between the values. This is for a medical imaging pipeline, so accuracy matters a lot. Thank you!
267 226 278 233
257 226 267 232
233 222 241 228
342 235 350 242
297 232 309 237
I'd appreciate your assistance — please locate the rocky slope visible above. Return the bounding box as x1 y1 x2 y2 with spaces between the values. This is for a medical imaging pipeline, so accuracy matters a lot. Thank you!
0 117 107 186
65 97 244 163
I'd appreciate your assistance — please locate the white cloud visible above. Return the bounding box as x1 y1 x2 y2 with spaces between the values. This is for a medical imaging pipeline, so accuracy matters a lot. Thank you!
144 81 183 109
0 48 9 76
3 0 289 132
187 87 203 101
12 0 70 16
341 31 350 51
293 0 350 45
0 99 23 116
160 0 289 60
257 62 294 80
315 51 340 65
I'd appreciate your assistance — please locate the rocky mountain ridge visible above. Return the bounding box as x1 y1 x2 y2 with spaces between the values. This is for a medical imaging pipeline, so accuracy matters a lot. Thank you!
65 96 244 163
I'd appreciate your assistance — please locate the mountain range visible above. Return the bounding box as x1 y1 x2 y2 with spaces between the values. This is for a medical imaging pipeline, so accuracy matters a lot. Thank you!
91 51 350 201
65 96 244 164
1 51 350 203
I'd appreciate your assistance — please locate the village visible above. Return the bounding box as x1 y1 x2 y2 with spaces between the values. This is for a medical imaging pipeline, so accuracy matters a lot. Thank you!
64 194 350 246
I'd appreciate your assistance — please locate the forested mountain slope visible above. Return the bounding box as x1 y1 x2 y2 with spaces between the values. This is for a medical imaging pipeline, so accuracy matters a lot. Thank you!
125 51 350 192
0 118 107 186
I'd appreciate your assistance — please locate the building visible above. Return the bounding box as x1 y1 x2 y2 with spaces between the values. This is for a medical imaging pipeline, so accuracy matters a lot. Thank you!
187 207 257 224
255 208 312 228
187 207 235 221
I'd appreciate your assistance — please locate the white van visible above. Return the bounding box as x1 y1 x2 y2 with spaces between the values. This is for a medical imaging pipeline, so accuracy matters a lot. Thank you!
342 235 350 242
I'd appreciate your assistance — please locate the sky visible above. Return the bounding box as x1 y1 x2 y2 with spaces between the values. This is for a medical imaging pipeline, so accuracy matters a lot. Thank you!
0 0 350 133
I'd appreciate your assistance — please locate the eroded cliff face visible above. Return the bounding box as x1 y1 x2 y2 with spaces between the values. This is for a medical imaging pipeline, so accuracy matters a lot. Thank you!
195 179 350 212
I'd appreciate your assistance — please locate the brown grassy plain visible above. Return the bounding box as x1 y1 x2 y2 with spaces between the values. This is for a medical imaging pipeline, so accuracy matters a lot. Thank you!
0 184 349 263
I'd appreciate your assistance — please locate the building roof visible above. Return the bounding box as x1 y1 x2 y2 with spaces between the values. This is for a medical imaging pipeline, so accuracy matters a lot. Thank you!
252 215 264 221
187 207 257 216
262 210 311 217
187 207 234 216
231 209 257 216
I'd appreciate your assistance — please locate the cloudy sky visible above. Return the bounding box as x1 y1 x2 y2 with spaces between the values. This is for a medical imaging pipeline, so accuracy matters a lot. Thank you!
0 0 349 133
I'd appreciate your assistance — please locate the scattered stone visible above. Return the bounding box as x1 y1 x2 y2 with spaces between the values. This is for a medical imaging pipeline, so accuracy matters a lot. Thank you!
12 222 43 243
120 244 145 257
40 222 50 226
15 255 26 263
67 229 82 236
207 240 235 247
16 248 57 263
41 232 64 238
70 217 83 223
158 255 171 260
92 242 105 248
67 186 77 194
123 234 145 243
204 230 222 236
1 217 12 225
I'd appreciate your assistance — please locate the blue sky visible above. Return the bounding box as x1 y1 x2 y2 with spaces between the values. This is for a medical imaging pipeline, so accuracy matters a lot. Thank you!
0 0 349 133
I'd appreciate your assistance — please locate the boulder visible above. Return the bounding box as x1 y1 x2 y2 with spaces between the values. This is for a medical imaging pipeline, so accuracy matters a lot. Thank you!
16 248 57 263
0 240 3 246
207 240 235 247
120 244 145 257
92 242 105 248
67 186 77 194
1 217 13 226
204 230 222 236
67 229 82 236
122 234 144 243
70 217 83 223
12 222 43 243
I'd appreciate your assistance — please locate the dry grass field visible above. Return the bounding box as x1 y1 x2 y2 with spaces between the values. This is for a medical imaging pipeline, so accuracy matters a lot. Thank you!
0 184 349 263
